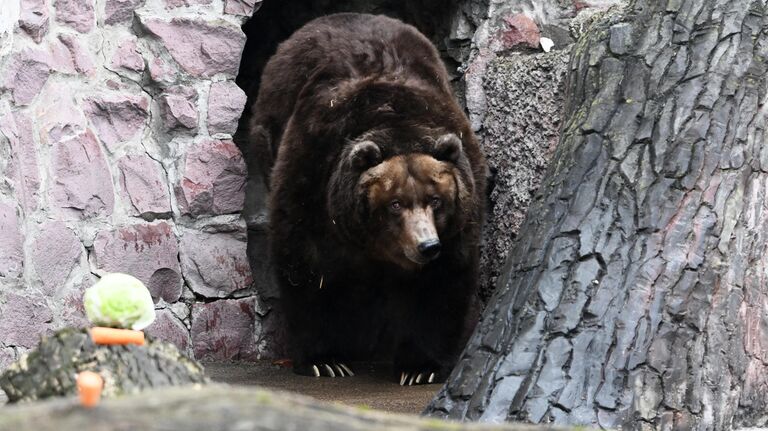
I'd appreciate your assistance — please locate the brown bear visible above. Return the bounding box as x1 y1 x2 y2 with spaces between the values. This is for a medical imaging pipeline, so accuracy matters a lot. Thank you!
246 12 486 385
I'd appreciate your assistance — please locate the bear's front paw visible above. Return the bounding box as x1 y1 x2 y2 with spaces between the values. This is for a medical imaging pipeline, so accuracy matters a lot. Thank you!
398 370 440 386
294 361 355 378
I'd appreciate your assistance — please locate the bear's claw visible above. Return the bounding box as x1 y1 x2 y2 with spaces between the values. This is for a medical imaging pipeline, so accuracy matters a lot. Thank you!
338 362 355 376
304 362 355 377
399 371 436 386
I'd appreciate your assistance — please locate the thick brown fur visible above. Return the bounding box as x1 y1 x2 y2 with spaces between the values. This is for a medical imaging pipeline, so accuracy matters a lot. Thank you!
246 13 486 382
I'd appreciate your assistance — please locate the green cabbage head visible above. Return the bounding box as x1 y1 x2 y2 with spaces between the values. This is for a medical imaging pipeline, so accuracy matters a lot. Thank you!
83 273 156 330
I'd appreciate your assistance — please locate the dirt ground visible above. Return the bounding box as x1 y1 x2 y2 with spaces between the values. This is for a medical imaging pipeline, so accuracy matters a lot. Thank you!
203 361 440 414
0 360 439 413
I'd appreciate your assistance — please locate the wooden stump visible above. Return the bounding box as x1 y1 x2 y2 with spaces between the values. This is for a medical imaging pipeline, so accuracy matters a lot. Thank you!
0 328 207 403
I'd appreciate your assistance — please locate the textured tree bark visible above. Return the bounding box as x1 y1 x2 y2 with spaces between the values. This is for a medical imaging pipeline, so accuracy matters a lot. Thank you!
426 0 768 429
0 329 207 403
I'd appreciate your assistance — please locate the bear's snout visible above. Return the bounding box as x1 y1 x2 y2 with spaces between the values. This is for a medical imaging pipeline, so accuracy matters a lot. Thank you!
402 207 441 264
418 239 441 260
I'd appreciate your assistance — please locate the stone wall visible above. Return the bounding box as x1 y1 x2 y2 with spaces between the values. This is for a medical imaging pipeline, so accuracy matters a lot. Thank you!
0 0 271 370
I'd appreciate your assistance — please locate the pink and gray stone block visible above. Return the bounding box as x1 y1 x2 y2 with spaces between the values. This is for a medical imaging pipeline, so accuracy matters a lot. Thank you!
191 297 264 361
0 0 268 369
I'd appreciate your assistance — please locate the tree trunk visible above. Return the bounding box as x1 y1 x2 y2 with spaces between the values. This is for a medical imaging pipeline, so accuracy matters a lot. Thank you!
0 329 207 403
426 0 768 429
0 384 575 431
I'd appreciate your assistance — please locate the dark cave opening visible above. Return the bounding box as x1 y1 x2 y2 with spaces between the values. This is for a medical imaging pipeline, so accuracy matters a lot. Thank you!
235 0 473 107
232 0 481 356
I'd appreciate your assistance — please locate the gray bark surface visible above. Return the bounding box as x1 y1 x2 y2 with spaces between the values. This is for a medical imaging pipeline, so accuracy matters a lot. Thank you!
0 329 207 403
427 0 768 429
0 384 574 431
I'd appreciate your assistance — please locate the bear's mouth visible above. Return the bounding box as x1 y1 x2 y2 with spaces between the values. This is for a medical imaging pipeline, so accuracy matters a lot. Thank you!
402 239 441 266
404 248 431 267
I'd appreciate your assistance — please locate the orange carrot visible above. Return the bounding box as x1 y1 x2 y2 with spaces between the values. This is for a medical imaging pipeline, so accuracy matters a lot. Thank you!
90 327 145 346
77 371 104 408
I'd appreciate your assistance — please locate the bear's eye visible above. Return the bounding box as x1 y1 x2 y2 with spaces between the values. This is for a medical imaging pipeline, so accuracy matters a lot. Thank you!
429 196 442 209
389 200 403 213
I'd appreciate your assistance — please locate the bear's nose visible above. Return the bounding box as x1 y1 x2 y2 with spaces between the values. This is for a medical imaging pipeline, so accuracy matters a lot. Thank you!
418 239 442 261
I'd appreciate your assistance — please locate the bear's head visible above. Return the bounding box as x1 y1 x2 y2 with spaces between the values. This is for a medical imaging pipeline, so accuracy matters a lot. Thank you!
328 132 476 271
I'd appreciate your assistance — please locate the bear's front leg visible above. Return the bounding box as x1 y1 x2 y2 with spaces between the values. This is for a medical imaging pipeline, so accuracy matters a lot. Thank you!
393 266 476 386
277 268 357 378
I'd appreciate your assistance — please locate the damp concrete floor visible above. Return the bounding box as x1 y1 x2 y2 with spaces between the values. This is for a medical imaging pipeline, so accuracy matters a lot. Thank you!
203 361 440 414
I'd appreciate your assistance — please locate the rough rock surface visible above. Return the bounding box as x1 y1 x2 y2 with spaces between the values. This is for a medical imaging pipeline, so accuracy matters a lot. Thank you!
28 221 83 296
83 93 149 152
207 81 247 135
1 49 50 105
92 222 183 304
180 229 251 298
117 154 172 218
108 37 145 73
0 0 270 370
57 277 92 328
57 34 95 76
0 328 207 403
105 0 146 25
140 17 245 78
190 297 262 360
453 0 624 300
0 292 53 349
157 86 198 132
501 14 540 49
50 129 115 219
165 0 213 8
0 349 15 373
460 0 618 130
0 203 23 279
47 38 77 74
19 0 49 43
0 0 275 372
176 139 246 216
53 0 95 33
479 51 569 300
0 111 42 212
224 0 261 16
148 56 176 85
145 309 192 356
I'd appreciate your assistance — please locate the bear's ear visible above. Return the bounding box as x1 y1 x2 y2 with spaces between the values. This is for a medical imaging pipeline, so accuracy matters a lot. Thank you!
349 140 382 170
434 133 463 164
